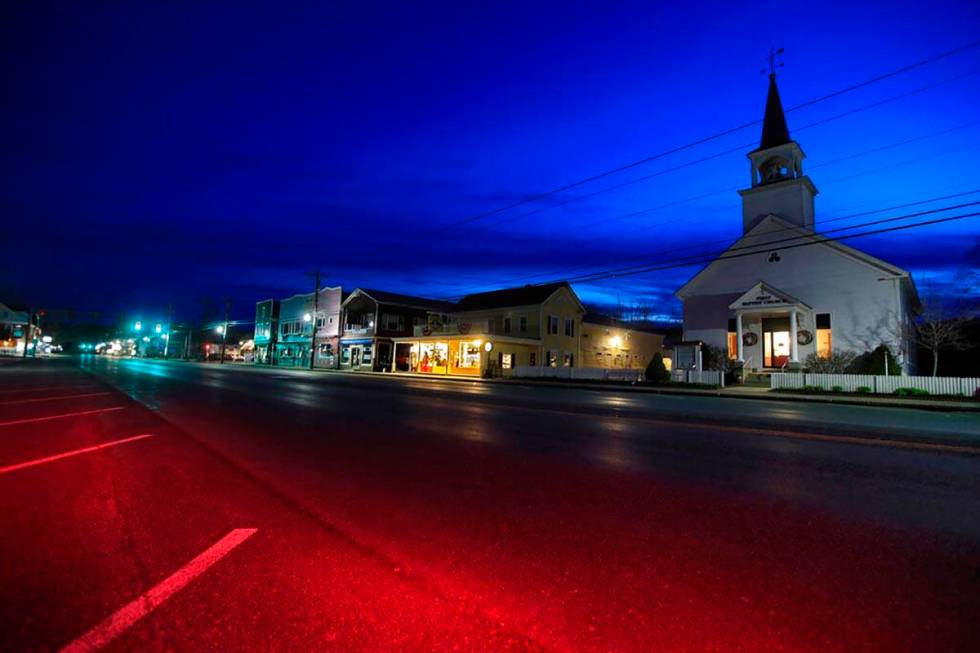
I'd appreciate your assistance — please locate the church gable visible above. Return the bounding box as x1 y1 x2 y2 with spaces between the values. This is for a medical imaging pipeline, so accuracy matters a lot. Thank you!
676 214 908 299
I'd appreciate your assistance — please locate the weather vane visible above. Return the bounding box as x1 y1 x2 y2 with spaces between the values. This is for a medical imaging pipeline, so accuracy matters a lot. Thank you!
762 47 784 77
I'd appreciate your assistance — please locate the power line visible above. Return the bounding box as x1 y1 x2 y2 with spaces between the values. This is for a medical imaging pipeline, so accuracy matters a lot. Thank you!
435 187 980 295
450 70 980 238
564 200 980 283
436 201 980 298
391 40 980 242
566 212 980 286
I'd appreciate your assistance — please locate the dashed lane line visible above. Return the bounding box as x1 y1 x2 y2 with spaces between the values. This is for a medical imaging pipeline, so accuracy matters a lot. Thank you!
0 434 155 475
60 528 258 652
0 407 125 427
0 392 112 406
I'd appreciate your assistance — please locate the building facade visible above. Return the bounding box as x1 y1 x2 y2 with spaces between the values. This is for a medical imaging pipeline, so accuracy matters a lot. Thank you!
273 286 343 368
0 302 32 356
676 73 919 372
580 314 664 370
253 298 279 365
340 289 454 372
390 282 664 377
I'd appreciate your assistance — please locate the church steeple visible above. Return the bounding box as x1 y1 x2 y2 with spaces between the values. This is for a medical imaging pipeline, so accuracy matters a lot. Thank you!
738 68 818 234
759 73 791 150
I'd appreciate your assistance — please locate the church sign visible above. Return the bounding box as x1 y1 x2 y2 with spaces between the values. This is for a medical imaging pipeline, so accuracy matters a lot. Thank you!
738 292 784 308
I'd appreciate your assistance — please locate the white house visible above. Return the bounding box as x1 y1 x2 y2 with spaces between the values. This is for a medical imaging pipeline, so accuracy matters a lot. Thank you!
675 73 920 373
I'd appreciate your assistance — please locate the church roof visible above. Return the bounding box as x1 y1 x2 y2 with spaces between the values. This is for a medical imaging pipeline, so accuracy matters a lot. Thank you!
674 214 919 309
757 74 791 151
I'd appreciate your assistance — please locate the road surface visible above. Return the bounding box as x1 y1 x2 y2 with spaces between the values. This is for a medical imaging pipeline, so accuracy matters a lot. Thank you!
1 356 978 651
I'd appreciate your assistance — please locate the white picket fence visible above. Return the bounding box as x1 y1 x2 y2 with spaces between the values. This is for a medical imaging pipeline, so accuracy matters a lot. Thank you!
513 366 644 382
671 369 725 387
771 373 980 396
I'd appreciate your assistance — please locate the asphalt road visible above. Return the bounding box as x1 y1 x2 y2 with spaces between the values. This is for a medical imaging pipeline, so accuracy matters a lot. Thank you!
1 356 978 651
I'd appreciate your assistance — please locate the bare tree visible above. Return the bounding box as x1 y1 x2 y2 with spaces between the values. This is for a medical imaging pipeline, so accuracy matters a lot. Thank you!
917 310 968 376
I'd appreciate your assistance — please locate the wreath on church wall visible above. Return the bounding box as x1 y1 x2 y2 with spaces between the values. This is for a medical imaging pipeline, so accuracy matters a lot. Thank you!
742 332 758 346
797 329 813 346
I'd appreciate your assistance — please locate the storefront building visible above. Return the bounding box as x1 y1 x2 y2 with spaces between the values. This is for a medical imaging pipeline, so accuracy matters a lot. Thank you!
340 289 454 372
272 286 343 368
252 298 279 365
391 282 588 377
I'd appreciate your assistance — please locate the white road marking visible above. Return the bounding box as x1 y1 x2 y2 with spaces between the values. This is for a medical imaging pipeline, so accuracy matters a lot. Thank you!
0 392 112 406
61 528 258 653
0 434 154 475
0 407 125 427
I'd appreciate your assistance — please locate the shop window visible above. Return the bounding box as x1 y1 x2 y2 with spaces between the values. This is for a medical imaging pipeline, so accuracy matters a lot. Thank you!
529 352 536 366
546 350 558 367
503 317 512 334
564 319 575 337
341 347 351 363
457 341 480 369
499 352 514 369
519 316 527 333
727 318 738 360
548 315 559 335
816 313 832 358
563 353 574 367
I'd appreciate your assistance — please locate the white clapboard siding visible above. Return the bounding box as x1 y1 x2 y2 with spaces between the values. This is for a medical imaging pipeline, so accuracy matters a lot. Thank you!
771 373 980 396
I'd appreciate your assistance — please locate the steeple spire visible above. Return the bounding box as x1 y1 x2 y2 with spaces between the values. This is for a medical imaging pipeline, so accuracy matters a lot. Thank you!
759 73 791 150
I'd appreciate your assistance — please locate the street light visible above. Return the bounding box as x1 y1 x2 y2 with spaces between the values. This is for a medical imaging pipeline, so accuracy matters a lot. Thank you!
215 325 225 334
303 313 312 322
134 321 142 331
155 324 162 334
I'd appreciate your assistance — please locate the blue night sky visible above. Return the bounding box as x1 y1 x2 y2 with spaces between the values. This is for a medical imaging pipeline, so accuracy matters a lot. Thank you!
3 1 979 324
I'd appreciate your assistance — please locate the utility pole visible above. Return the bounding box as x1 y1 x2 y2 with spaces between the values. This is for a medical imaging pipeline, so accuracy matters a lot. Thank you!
21 307 32 358
219 298 230 364
309 269 321 370
163 304 173 358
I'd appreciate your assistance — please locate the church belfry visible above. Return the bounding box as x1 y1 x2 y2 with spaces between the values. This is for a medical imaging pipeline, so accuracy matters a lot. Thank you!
738 71 818 233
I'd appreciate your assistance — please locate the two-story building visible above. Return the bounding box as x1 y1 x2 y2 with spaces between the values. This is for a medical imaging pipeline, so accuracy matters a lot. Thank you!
252 298 279 365
272 286 343 368
340 288 454 372
391 282 588 377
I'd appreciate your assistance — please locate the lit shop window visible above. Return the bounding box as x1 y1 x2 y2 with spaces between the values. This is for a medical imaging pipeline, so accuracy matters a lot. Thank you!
727 318 738 359
816 313 832 358
458 341 481 369
563 352 574 367
546 350 558 367
499 353 514 369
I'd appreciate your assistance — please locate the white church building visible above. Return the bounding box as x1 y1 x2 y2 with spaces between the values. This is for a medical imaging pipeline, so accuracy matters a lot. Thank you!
676 73 920 373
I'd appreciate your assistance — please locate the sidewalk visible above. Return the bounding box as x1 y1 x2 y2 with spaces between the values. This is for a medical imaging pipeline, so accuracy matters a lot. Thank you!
91 357 980 413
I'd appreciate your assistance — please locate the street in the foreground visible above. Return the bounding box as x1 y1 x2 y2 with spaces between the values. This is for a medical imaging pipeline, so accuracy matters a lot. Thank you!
1 356 978 651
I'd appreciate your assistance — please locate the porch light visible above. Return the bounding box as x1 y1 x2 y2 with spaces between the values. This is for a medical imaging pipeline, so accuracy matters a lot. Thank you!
303 313 312 322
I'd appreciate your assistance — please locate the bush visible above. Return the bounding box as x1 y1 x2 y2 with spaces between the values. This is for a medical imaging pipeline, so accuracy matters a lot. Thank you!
855 386 872 394
832 385 844 393
803 385 824 393
894 387 930 397
645 352 670 384
848 345 902 376
804 350 858 373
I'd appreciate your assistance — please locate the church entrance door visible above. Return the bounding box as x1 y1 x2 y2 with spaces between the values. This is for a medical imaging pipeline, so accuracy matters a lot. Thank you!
762 317 792 368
